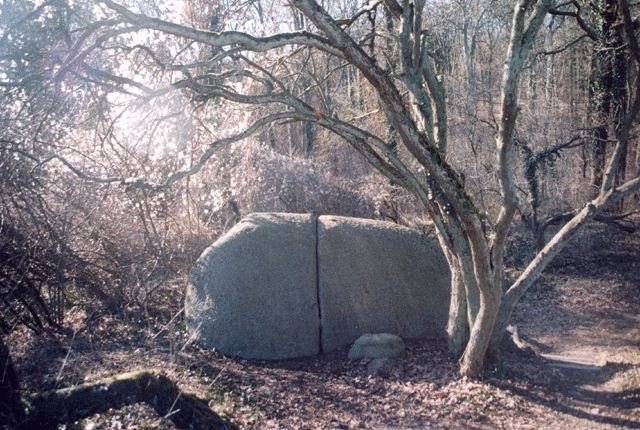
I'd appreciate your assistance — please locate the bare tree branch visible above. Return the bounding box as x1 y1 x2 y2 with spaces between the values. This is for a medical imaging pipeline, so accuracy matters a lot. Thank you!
99 0 344 57
550 1 599 41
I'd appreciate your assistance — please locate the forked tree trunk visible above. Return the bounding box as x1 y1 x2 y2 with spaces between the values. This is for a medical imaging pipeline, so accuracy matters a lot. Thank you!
454 0 552 376
460 284 501 376
446 247 481 360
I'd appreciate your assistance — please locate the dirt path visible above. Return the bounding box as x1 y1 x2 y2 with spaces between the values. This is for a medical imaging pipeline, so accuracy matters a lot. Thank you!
528 313 640 429
508 224 640 429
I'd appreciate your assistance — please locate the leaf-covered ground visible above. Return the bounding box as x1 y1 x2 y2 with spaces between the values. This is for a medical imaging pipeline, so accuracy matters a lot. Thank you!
8 221 640 429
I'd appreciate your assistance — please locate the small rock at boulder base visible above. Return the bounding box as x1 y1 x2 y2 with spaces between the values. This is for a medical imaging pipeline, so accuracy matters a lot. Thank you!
348 333 406 360
367 358 399 377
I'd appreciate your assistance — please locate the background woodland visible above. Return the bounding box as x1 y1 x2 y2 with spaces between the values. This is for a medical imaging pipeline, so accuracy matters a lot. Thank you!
0 0 638 373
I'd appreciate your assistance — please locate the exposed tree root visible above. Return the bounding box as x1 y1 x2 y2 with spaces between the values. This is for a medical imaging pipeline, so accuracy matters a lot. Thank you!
20 370 234 430
501 325 540 355
484 325 541 376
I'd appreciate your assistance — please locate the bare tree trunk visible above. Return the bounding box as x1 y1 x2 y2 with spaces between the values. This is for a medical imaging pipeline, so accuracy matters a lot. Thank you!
446 257 469 358
301 75 315 156
462 17 477 111
467 0 553 374
589 0 628 203
543 17 557 139
460 282 501 376
634 141 640 203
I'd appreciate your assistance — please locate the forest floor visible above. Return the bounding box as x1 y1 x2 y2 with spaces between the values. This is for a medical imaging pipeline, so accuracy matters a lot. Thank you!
8 220 640 429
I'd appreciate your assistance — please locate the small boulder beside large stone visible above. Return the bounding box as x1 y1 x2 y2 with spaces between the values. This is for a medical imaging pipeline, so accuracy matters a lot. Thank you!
348 333 406 360
366 358 400 377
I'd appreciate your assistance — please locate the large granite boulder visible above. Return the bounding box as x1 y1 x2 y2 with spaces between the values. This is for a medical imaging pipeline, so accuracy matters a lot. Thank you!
186 213 451 360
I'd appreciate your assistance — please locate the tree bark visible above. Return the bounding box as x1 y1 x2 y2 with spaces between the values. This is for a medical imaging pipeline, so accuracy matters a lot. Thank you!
446 259 469 358
460 279 501 377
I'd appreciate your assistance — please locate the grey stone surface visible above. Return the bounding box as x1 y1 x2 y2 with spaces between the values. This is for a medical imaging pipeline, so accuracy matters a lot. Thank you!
318 215 451 352
348 333 406 360
185 213 319 360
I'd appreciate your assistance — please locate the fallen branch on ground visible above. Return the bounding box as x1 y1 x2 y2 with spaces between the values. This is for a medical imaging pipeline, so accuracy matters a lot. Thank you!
22 370 234 429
